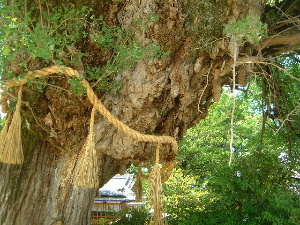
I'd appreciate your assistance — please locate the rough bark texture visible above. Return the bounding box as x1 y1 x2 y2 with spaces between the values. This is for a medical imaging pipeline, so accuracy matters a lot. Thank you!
1 0 299 224
0 127 121 225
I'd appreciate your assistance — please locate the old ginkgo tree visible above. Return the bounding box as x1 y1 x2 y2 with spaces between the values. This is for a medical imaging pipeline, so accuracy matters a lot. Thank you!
0 0 299 224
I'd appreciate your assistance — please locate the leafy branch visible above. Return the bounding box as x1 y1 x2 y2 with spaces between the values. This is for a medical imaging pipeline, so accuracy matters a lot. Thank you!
224 11 268 45
0 6 170 96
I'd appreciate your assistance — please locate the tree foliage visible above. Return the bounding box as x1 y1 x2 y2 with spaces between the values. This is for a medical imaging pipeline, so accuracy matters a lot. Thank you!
0 0 299 224
0 4 167 95
165 72 300 224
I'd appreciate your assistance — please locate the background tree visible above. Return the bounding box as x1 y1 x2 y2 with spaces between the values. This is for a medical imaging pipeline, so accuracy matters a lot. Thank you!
0 0 299 224
165 83 300 224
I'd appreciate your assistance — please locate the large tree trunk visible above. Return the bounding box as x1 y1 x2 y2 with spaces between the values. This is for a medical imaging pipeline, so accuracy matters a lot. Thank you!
0 123 123 225
1 0 299 224
1 132 94 225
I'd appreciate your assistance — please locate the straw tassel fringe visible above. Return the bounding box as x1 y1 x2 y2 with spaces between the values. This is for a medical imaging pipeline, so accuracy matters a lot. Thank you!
75 107 99 188
136 164 144 202
1 93 9 113
0 87 24 164
149 144 167 225
0 114 12 154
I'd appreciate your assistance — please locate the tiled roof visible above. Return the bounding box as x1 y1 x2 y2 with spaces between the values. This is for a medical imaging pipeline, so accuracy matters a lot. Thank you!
99 174 136 201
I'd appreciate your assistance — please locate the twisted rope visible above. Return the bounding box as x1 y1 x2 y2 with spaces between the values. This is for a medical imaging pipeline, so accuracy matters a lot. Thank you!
0 87 23 164
1 94 8 113
3 65 178 225
149 143 167 225
5 66 178 154
74 106 99 188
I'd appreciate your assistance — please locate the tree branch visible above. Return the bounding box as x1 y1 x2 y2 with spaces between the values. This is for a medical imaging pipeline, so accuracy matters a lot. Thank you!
271 44 300 55
259 33 300 50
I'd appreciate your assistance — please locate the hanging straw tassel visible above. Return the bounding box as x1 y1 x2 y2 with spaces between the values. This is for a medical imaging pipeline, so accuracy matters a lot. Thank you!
1 93 9 113
149 143 167 225
75 107 99 188
0 87 24 164
136 164 144 202
0 114 13 154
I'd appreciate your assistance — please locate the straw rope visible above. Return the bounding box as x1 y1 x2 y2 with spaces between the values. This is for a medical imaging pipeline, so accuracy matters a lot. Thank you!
136 164 144 202
0 114 13 151
161 160 177 183
0 87 23 164
149 144 167 225
1 94 9 113
74 106 99 188
3 66 177 221
5 66 178 154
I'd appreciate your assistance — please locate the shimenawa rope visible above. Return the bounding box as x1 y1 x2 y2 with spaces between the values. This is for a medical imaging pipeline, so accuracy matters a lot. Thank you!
149 144 168 225
0 87 23 164
4 66 178 153
74 106 99 188
1 66 177 224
